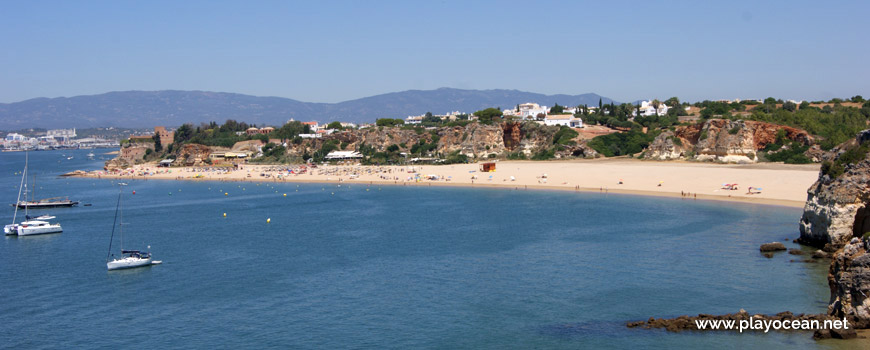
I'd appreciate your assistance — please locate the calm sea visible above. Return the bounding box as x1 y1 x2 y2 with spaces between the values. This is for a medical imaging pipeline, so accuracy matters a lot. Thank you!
0 149 847 349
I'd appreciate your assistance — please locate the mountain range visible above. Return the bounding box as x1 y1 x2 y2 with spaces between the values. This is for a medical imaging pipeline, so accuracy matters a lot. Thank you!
0 88 617 130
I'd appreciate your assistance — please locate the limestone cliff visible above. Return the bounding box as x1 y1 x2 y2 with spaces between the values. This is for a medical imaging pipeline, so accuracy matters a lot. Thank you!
797 130 870 330
827 237 870 329
799 131 870 248
643 119 811 163
283 122 595 160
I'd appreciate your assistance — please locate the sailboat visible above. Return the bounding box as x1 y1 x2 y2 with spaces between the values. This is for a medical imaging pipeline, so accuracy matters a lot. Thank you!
4 152 63 236
106 183 158 270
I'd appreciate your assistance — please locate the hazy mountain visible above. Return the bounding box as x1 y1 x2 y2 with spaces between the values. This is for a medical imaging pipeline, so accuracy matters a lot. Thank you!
0 88 617 129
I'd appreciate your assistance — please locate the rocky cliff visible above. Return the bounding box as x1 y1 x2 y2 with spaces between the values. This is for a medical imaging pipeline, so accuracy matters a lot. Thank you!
284 121 595 159
799 131 870 248
643 119 812 163
797 130 870 330
828 237 870 329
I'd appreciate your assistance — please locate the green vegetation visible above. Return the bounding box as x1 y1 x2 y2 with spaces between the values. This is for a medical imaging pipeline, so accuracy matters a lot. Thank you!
587 129 659 157
821 140 870 178
251 142 289 163
473 107 503 124
689 98 870 150
376 118 405 127
549 103 564 114
552 126 578 145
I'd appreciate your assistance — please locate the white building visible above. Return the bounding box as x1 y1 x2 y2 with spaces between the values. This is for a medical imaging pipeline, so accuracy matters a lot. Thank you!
5 133 26 141
325 151 363 160
405 116 424 124
46 128 76 139
639 100 670 116
517 103 549 120
543 115 583 128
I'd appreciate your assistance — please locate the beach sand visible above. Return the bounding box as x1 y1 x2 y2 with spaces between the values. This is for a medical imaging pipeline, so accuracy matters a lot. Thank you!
80 158 820 208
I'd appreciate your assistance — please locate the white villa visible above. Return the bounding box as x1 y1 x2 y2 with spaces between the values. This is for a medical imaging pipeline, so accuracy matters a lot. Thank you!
639 100 670 116
516 103 549 120
543 115 583 128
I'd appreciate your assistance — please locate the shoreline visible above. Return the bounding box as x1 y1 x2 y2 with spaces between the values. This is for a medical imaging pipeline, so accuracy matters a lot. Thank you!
72 159 818 208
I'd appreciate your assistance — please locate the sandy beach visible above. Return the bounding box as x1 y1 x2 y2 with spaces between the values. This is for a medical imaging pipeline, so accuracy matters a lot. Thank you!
78 158 820 208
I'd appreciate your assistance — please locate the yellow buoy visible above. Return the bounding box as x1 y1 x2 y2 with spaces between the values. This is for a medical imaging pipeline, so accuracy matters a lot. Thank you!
366 189 369 192
223 213 227 217
225 192 228 196
283 193 287 197
267 218 271 223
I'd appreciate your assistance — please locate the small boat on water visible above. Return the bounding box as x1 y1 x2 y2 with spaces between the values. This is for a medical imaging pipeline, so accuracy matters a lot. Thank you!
14 197 80 209
106 183 157 271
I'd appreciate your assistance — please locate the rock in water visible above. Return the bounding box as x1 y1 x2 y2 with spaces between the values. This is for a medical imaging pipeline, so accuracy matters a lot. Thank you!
760 242 787 252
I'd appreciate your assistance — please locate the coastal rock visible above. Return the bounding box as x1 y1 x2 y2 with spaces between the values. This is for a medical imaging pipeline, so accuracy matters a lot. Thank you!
799 130 870 248
175 143 214 166
827 239 870 329
644 131 691 160
642 119 811 163
797 130 870 330
789 249 806 255
760 242 787 252
282 121 592 160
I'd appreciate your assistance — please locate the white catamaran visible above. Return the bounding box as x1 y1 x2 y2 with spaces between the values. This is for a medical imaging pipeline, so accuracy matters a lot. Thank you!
4 152 63 236
106 183 158 270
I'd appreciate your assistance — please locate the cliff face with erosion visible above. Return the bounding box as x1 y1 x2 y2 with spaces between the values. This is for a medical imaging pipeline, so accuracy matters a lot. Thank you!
798 130 870 329
799 131 870 248
828 237 870 329
643 119 811 163
286 122 596 159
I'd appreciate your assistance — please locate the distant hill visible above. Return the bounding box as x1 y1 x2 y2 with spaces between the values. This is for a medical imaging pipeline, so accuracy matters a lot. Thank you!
0 88 617 129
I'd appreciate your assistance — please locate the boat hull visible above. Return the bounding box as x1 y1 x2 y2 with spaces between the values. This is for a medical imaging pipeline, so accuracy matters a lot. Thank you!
107 257 153 270
17 224 62 236
14 201 79 209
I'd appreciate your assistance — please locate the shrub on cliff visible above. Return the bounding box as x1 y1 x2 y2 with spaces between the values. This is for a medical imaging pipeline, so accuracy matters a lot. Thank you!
821 141 870 178
587 129 659 157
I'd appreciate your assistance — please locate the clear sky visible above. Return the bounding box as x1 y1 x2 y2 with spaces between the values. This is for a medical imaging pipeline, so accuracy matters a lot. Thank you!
1 0 867 104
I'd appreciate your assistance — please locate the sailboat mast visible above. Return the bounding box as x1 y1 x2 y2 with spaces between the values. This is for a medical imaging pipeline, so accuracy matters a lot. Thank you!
106 185 123 262
11 152 27 225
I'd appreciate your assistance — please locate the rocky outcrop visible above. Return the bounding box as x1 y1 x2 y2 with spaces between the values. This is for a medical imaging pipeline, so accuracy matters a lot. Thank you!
643 119 812 163
175 143 214 166
645 131 692 160
799 131 870 248
828 237 870 329
760 242 787 252
282 122 594 160
797 130 870 330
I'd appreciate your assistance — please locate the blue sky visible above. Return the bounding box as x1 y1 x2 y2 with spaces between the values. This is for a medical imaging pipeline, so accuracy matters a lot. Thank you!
1 0 867 104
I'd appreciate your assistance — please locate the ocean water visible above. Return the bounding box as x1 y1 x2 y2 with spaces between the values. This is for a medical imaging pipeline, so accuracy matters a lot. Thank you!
0 149 847 349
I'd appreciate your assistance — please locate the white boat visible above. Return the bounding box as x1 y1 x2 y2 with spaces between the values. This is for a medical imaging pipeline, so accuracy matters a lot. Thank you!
107 251 152 270
106 183 156 271
17 220 63 236
4 152 64 236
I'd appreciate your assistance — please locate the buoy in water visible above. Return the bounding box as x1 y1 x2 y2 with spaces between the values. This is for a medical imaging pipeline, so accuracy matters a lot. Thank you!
267 218 271 223
132 190 136 195
223 213 227 217
225 192 228 196
283 193 287 197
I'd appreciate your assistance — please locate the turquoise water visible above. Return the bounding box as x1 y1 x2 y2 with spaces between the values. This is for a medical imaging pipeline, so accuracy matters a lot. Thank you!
0 150 842 349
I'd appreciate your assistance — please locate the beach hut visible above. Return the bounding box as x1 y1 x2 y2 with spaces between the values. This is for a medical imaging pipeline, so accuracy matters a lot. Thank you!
480 162 496 172
158 159 174 167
